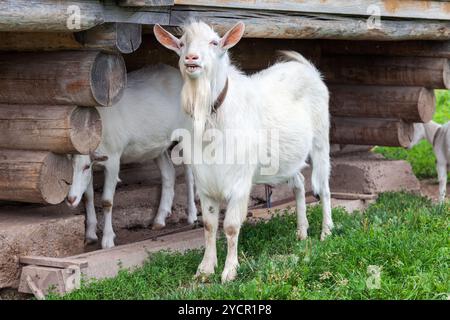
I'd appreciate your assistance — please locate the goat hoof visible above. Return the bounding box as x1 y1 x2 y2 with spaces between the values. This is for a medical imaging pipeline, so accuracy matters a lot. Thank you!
221 266 237 283
152 222 166 230
296 229 308 240
320 229 332 241
101 234 116 249
85 236 98 245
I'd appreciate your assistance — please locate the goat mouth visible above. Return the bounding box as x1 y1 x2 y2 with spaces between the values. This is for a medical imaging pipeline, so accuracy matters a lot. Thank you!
185 64 201 73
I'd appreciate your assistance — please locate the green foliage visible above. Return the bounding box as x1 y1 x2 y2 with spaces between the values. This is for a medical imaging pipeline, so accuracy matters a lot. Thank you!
375 90 450 179
50 192 449 300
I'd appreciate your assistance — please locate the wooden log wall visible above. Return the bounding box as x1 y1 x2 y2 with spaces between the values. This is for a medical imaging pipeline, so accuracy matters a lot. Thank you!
124 35 444 147
0 23 140 205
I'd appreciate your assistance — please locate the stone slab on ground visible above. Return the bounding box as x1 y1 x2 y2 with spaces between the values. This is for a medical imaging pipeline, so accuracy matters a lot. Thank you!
330 154 420 194
0 203 85 289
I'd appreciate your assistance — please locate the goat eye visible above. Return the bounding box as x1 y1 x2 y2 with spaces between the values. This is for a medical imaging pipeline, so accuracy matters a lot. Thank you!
179 42 184 48
83 165 90 171
210 40 218 46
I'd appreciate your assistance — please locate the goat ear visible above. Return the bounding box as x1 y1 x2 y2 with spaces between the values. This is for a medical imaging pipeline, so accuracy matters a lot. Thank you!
220 22 245 50
153 24 181 54
89 152 108 163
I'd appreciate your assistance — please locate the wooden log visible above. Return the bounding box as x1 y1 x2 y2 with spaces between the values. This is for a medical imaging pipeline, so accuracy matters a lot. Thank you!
118 0 174 6
0 150 72 204
170 7 450 40
320 40 450 58
174 0 450 21
321 56 450 89
125 35 320 71
330 117 413 147
0 0 104 32
329 85 436 123
0 51 126 107
0 105 102 154
0 24 142 53
74 23 142 53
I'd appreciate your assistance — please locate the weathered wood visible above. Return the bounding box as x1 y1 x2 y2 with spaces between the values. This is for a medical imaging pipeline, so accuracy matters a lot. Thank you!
74 23 142 53
19 265 81 297
0 105 101 154
0 150 72 204
0 51 126 107
119 0 174 6
320 40 450 58
170 7 450 40
20 256 88 269
102 0 170 25
331 118 414 147
0 0 104 32
0 24 142 53
321 56 450 89
329 85 436 123
125 35 320 71
174 0 450 21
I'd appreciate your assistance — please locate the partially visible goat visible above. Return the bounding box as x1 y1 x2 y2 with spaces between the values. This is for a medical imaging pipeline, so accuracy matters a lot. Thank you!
66 64 197 249
409 120 450 202
154 21 332 282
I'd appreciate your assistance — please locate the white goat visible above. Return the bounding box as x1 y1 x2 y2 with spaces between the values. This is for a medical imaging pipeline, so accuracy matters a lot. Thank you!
66 64 198 249
154 21 332 282
409 120 450 202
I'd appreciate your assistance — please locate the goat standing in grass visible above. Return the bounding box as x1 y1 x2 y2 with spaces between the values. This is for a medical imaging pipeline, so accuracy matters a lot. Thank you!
409 120 450 202
154 21 333 282
66 65 197 249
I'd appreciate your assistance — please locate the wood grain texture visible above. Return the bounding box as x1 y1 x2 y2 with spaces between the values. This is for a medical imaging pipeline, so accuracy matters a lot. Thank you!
0 150 72 204
0 0 104 32
125 35 320 71
170 7 450 40
118 0 174 6
74 23 142 53
321 56 450 89
0 105 102 154
331 117 414 147
174 0 450 20
329 85 436 123
0 51 126 107
320 40 450 58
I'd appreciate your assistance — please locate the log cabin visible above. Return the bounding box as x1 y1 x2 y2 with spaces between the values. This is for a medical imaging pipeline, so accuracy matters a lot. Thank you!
0 0 449 295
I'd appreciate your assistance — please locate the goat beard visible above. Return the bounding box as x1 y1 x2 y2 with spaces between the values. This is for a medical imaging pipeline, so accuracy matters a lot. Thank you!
180 74 213 138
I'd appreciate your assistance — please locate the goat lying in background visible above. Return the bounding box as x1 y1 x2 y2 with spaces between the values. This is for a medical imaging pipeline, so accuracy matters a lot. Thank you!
66 64 197 249
409 120 450 202
154 21 332 282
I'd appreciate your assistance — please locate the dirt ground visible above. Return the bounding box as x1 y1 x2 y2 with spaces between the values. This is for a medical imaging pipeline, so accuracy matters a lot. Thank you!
419 179 450 202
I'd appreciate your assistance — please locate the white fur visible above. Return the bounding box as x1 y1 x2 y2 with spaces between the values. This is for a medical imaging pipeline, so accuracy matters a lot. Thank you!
155 22 332 282
66 64 198 249
409 120 450 202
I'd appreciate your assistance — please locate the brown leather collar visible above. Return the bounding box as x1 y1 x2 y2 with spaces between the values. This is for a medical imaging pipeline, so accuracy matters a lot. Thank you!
211 78 228 114
432 127 441 147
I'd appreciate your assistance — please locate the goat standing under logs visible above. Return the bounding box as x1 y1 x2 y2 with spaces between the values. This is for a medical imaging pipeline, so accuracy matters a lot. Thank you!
154 21 333 282
409 120 450 202
66 65 197 249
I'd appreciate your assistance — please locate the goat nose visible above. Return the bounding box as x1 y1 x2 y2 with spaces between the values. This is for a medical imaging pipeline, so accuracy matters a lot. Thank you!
67 196 77 205
185 54 199 61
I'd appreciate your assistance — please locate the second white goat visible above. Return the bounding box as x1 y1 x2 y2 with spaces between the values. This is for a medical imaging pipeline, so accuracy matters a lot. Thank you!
66 64 197 249
409 120 450 202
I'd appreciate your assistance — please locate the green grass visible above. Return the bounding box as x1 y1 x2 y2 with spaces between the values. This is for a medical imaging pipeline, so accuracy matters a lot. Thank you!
51 192 449 300
375 90 450 179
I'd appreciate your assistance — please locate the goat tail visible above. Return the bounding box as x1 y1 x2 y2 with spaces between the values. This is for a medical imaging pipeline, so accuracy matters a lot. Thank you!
310 135 331 198
278 50 319 73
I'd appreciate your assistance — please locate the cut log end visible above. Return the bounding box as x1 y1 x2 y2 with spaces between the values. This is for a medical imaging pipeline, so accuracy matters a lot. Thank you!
69 107 102 154
418 88 436 123
91 53 127 107
443 59 450 89
39 153 72 205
